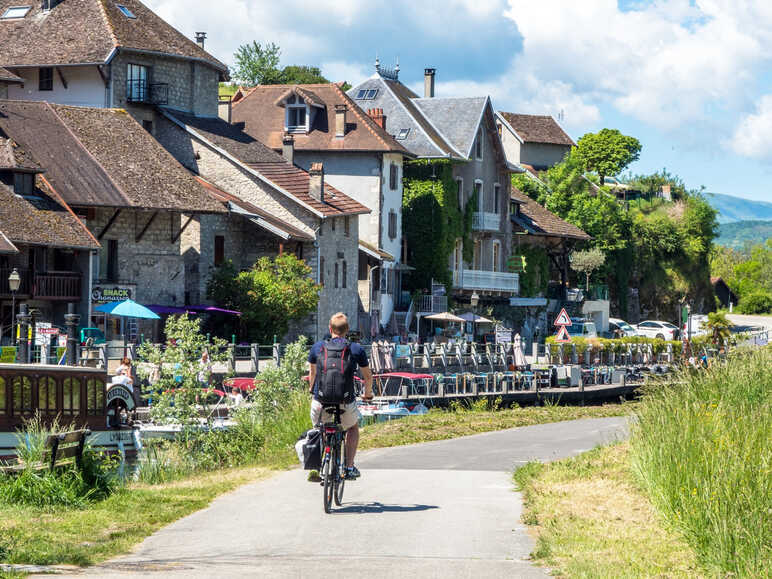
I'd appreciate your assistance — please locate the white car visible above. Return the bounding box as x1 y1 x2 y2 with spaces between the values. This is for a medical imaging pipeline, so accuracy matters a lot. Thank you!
608 317 637 337
635 320 680 340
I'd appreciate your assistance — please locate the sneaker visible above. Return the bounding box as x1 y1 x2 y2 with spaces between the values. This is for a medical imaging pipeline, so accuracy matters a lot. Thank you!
307 470 322 483
344 466 361 480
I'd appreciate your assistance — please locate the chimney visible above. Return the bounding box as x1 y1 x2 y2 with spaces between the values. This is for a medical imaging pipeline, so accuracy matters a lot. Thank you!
368 108 387 131
195 32 207 50
424 68 436 98
282 133 295 165
309 162 324 203
335 104 347 138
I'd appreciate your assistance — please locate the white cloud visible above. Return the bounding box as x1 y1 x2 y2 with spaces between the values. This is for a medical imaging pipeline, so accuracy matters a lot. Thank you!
729 95 772 160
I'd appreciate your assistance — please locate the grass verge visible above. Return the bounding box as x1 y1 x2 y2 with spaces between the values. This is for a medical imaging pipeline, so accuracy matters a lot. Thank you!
359 400 636 449
0 466 270 566
515 442 701 577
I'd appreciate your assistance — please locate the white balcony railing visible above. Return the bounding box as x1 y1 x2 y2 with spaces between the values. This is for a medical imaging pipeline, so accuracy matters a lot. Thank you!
452 269 519 293
472 211 501 231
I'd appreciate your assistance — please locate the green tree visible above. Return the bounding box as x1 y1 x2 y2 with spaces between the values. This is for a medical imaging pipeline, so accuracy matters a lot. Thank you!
233 41 282 86
207 254 320 343
570 248 606 291
280 65 328 84
703 311 731 343
576 129 642 185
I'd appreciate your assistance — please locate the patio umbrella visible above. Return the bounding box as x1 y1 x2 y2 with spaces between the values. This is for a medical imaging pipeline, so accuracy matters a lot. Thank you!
458 312 494 324
513 333 527 368
95 299 160 319
424 312 465 323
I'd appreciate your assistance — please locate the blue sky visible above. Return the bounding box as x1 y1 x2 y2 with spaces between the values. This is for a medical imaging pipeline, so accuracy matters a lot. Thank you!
148 0 772 202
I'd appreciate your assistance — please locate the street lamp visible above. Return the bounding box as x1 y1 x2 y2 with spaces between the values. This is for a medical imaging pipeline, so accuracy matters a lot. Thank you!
470 291 480 309
8 268 20 345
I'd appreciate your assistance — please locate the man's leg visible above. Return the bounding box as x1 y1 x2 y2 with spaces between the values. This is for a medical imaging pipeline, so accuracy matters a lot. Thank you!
344 424 359 468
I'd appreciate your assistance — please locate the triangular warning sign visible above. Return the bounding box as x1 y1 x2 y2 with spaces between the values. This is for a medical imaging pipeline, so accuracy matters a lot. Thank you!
555 326 572 342
554 308 572 327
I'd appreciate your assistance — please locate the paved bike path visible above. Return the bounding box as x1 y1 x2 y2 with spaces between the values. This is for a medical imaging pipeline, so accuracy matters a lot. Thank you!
43 416 628 578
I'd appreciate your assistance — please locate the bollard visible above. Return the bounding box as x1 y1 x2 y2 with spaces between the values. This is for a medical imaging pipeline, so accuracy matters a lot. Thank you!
64 303 80 366
272 342 280 367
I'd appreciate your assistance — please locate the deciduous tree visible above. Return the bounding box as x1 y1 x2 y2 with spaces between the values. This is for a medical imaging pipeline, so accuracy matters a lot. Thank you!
576 129 642 185
570 247 606 291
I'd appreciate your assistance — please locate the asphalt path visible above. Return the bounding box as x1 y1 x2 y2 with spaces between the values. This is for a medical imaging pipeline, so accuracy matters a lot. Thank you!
727 313 772 333
41 416 628 579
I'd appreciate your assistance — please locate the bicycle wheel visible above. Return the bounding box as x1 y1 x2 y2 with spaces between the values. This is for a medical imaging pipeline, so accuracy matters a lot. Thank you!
334 438 345 506
322 452 334 514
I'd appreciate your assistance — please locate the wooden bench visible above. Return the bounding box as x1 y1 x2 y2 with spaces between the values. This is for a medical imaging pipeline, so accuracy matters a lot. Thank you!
0 429 91 474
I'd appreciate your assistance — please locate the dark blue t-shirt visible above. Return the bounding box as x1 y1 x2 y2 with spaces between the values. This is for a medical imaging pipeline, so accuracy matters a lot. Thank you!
308 338 368 399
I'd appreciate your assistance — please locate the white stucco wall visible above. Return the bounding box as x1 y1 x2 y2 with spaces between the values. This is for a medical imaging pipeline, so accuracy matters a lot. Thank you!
520 143 571 169
7 66 108 107
497 121 522 165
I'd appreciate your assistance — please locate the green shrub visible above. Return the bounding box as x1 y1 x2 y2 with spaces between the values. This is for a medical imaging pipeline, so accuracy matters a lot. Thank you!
737 291 772 314
630 349 771 576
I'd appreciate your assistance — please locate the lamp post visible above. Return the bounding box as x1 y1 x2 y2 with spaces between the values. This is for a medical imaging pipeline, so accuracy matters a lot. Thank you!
8 268 20 347
686 302 692 343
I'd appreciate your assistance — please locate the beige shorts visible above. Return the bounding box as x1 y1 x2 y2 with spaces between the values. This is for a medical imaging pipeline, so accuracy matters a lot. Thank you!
310 399 361 431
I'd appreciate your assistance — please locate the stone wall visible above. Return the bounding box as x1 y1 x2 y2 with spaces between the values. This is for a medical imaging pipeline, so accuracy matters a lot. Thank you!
317 217 360 339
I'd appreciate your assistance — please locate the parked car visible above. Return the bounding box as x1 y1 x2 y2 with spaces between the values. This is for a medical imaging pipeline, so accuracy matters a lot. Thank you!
607 318 638 338
80 327 106 345
565 318 598 339
634 320 680 340
682 314 709 338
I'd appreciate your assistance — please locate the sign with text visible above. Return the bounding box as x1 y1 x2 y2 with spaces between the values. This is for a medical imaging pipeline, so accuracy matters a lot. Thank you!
0 346 16 363
495 326 513 344
92 285 134 304
106 384 136 410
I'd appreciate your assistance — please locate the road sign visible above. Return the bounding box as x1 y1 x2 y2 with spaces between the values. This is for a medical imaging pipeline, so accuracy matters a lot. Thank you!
555 326 572 343
553 309 572 327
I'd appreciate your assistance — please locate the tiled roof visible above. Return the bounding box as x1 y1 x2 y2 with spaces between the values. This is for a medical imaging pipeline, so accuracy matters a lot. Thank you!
232 83 410 155
0 229 17 253
359 239 394 262
498 113 575 146
163 110 370 218
0 100 224 212
0 67 21 83
0 175 99 249
0 136 42 171
412 96 487 159
511 188 590 241
197 177 314 242
0 0 226 72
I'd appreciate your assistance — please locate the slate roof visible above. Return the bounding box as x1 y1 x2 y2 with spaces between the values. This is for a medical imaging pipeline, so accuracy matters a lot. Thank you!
0 100 224 212
0 67 21 83
511 188 590 241
412 97 487 159
197 177 314 242
498 113 575 147
162 110 370 218
0 175 99 249
231 83 410 155
0 0 226 73
0 136 43 171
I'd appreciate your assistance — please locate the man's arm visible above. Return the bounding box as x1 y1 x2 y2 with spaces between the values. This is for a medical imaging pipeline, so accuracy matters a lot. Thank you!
360 365 373 400
307 364 316 395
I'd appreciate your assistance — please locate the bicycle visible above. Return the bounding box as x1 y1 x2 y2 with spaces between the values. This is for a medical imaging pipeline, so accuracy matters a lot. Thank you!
318 404 346 513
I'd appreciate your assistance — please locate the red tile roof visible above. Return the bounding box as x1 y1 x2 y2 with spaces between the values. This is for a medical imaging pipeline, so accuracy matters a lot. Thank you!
499 113 575 146
232 83 410 155
511 188 590 241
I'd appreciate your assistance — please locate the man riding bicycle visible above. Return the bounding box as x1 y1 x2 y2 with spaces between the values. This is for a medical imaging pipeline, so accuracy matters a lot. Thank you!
308 312 373 480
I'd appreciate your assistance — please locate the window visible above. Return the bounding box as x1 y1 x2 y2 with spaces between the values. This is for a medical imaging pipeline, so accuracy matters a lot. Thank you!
13 172 34 196
493 184 501 214
456 178 463 209
62 378 81 416
1 6 31 19
320 256 325 286
474 181 483 212
396 128 410 140
473 240 482 270
116 4 136 18
331 217 336 232
492 241 501 273
334 262 339 289
344 216 350 237
356 89 367 99
286 94 307 132
214 235 225 266
388 210 397 240
142 119 153 133
38 67 53 91
342 261 347 288
454 239 462 272
126 63 148 102
38 377 56 414
106 239 118 281
389 163 398 190
355 89 378 100
475 129 483 159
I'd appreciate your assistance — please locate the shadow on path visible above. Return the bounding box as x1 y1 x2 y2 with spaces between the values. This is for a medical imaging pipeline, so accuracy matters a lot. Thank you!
333 502 440 514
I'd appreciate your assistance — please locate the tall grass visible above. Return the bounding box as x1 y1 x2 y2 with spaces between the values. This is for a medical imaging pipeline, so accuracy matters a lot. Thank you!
630 348 771 577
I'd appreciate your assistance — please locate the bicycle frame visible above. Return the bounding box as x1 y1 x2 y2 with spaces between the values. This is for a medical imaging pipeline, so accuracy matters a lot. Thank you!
318 406 346 513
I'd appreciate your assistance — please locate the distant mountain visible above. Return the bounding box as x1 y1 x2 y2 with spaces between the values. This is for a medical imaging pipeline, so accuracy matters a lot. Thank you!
716 220 772 249
705 192 772 224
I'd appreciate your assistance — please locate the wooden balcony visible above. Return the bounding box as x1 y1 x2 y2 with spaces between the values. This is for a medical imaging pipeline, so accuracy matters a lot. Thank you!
0 268 82 301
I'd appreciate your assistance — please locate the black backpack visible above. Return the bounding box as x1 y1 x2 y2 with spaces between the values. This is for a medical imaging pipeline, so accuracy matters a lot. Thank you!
316 339 355 404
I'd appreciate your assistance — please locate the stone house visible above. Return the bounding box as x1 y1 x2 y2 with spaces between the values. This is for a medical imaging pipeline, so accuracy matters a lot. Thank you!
348 66 523 312
228 83 413 332
495 112 575 173
153 110 370 341
0 135 99 344
0 0 227 127
0 100 225 340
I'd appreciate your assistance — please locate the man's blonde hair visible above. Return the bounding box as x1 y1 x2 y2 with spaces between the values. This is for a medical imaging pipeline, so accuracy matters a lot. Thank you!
329 312 349 336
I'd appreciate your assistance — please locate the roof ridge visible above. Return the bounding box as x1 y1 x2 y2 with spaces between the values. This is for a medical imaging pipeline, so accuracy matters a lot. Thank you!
96 0 120 49
333 83 404 154
44 102 133 207
38 174 101 247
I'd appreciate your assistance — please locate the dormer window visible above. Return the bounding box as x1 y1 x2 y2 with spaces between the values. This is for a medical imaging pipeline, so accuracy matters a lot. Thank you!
396 128 410 140
13 172 34 196
285 94 308 133
116 4 136 18
1 6 31 19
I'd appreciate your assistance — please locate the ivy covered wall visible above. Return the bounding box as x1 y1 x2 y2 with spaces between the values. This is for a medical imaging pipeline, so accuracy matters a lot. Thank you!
402 160 476 292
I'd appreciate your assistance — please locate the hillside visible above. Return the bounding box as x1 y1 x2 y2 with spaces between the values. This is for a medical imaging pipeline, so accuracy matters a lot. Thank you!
705 192 772 224
716 220 772 250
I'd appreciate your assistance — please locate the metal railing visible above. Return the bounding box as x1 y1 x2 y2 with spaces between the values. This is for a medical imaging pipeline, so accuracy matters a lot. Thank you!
452 269 519 293
126 80 169 104
472 211 501 231
33 271 81 300
417 295 447 313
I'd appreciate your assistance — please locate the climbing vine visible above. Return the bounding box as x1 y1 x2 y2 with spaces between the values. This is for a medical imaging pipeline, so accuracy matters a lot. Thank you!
513 244 550 297
402 160 476 292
